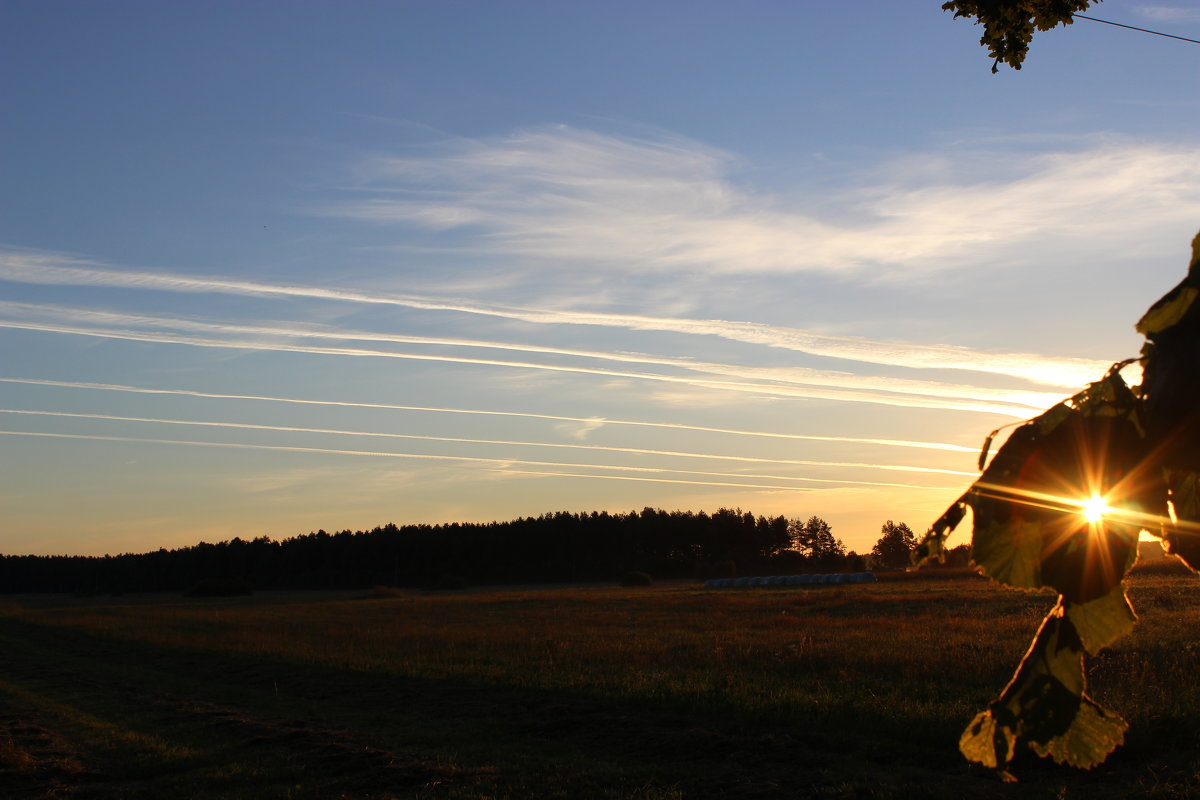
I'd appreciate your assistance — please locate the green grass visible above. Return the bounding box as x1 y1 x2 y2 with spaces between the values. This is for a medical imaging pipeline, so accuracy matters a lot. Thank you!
3 575 1200 798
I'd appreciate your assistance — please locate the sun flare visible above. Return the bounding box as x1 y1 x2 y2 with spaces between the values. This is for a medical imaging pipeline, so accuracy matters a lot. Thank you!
1081 494 1111 525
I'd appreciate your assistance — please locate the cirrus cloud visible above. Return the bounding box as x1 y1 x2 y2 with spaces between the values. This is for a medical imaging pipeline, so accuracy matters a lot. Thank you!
327 126 1200 277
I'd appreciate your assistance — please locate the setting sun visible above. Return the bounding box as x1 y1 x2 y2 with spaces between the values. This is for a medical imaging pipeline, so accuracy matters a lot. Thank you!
1081 494 1112 525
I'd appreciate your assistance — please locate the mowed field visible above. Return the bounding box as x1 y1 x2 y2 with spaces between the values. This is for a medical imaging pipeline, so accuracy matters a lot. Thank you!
4 572 1200 799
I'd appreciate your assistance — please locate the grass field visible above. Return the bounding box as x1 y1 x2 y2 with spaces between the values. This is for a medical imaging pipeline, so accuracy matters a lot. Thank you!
3 573 1200 799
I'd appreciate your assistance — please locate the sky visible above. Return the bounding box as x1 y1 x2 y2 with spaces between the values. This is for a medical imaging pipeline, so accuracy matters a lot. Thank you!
2 1 1200 557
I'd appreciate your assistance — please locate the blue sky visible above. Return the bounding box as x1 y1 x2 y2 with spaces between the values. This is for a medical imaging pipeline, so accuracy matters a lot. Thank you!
2 1 1199 556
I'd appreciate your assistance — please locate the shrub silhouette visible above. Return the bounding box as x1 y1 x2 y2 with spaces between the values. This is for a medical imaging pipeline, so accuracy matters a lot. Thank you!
620 571 653 587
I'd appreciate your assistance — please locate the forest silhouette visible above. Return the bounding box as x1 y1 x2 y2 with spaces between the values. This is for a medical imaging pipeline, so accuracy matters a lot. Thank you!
0 508 966 595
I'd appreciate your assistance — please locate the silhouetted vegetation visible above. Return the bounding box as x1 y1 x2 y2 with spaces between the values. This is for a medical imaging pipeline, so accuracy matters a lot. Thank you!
943 0 1096 72
871 520 918 570
620 570 653 587
0 508 892 595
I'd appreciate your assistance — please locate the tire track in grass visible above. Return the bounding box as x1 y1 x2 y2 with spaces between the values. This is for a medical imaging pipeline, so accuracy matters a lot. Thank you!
0 707 94 800
0 617 465 799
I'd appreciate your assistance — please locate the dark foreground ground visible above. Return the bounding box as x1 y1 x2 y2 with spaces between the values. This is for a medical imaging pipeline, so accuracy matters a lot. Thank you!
3 573 1200 799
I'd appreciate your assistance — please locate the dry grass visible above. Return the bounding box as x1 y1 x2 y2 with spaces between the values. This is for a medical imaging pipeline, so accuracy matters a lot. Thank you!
3 575 1200 798
16 582 1047 727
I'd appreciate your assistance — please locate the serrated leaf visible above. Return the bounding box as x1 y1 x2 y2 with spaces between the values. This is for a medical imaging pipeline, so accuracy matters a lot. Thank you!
971 514 1043 590
1035 402 1073 435
1161 470 1200 571
959 709 1013 770
1167 471 1200 521
1066 588 1136 656
912 497 968 568
1136 286 1198 336
1029 699 1127 769
965 375 1146 602
911 532 945 567
959 607 1126 771
932 229 1200 775
1040 520 1139 604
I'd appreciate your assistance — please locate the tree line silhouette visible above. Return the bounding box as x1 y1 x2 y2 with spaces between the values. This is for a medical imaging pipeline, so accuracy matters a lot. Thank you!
0 508 970 595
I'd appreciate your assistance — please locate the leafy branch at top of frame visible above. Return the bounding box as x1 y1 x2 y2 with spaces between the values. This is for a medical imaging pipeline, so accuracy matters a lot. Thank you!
942 1 1100 72
913 230 1200 776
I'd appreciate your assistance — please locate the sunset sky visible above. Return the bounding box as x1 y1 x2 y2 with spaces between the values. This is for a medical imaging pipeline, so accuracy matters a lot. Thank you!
3 1 1200 556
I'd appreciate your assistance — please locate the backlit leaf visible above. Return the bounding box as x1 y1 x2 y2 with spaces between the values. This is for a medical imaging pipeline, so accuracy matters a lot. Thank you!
1065 587 1136 656
1161 470 1200 571
1039 518 1139 605
959 709 1013 770
1136 286 1198 337
965 370 1145 603
979 432 995 471
958 607 1126 770
1028 699 1127 769
911 497 968 568
972 516 1044 590
925 230 1200 774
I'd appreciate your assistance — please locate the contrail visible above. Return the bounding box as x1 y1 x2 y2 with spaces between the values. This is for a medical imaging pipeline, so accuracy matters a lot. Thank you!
0 301 1065 410
0 430 958 492
0 249 1109 388
0 408 975 477
0 376 977 453
0 314 1044 417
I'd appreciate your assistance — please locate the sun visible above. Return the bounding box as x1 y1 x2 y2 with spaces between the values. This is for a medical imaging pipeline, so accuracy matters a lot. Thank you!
1081 494 1112 525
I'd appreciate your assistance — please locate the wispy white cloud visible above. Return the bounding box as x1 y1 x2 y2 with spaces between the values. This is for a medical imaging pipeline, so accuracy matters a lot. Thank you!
329 126 1200 277
0 377 976 453
1133 5 1200 24
0 302 1057 416
555 418 606 441
0 248 1111 387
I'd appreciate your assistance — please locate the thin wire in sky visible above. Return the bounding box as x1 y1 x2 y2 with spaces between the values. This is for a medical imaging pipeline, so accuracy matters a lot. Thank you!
1073 14 1200 46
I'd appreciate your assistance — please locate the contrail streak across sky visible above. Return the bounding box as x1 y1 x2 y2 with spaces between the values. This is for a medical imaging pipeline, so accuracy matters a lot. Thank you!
0 430 959 492
12 3 1191 559
0 407 975 478
0 305 1053 417
0 250 1112 388
5 299 1060 407
0 376 977 453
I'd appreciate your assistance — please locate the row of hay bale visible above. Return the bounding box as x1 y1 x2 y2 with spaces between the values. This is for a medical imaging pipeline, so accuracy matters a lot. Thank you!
704 572 877 588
